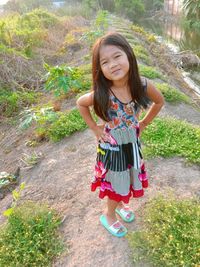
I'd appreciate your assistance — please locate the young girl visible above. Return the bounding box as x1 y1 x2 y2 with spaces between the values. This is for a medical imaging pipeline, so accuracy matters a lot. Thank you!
77 32 164 237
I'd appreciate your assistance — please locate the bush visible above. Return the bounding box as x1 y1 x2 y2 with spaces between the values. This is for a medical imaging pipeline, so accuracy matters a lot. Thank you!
0 90 38 117
128 195 200 267
47 108 87 141
0 201 64 267
155 83 191 104
141 116 200 164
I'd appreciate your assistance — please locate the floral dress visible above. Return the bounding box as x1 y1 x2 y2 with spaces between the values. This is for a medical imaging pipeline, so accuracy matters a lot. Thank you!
91 78 150 203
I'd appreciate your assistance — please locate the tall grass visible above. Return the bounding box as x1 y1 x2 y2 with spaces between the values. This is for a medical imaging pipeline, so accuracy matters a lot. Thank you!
0 201 64 267
128 195 200 267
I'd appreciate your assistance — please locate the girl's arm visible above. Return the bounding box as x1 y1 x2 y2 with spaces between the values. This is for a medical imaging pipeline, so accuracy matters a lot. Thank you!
76 92 106 141
139 80 164 132
76 91 97 130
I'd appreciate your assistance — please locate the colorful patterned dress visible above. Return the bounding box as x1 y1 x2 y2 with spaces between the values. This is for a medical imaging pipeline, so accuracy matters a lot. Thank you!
91 79 150 203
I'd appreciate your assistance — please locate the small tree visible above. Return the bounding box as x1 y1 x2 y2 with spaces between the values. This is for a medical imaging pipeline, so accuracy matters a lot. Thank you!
114 0 145 20
4 0 53 13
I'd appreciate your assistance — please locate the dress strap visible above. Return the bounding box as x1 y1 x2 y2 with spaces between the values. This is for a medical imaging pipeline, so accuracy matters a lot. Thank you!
109 88 133 105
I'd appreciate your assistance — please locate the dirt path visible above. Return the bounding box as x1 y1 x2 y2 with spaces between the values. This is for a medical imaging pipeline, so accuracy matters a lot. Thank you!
0 16 200 267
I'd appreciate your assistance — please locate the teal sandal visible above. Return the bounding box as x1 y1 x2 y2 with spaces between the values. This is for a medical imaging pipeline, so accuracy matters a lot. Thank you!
100 214 127 237
115 208 135 223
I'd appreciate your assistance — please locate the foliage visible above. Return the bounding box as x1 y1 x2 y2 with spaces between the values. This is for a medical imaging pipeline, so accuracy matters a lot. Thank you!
139 64 164 79
132 44 150 64
131 24 156 42
0 201 64 267
0 9 59 56
181 0 200 31
83 0 115 11
3 182 26 217
44 64 90 97
95 9 109 30
19 107 88 142
115 0 145 20
155 83 191 104
19 106 59 130
4 0 53 14
80 10 109 46
142 0 164 11
47 108 87 141
127 195 200 267
0 90 38 117
141 117 200 164
182 0 200 20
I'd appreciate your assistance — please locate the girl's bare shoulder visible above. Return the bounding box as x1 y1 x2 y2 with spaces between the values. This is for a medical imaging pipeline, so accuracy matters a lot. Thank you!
76 91 94 107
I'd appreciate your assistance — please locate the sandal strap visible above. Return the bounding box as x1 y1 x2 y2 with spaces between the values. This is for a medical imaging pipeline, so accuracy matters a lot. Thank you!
119 208 133 219
109 220 125 234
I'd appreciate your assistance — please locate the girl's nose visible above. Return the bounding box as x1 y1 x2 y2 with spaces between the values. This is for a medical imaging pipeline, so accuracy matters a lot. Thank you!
109 60 117 69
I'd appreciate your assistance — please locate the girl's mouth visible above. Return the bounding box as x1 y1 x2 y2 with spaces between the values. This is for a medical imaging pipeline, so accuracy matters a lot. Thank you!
111 69 121 74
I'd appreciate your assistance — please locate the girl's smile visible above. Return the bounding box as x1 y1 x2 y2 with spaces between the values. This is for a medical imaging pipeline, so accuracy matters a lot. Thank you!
99 45 130 85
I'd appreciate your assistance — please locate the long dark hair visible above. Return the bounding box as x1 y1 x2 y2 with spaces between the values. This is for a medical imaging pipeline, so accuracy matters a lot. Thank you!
92 32 148 121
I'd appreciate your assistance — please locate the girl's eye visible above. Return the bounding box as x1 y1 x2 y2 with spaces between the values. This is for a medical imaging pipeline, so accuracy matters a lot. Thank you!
101 62 107 66
115 55 121 58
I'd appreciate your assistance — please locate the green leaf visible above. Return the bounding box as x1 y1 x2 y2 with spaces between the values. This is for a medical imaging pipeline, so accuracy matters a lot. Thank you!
12 190 20 201
3 207 14 217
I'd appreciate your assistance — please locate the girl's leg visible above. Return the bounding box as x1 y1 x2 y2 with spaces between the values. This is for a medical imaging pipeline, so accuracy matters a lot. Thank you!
105 198 118 225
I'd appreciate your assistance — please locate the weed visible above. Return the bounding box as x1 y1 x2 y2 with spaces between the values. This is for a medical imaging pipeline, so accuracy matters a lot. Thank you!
0 201 64 267
141 116 200 164
155 83 191 104
127 195 200 266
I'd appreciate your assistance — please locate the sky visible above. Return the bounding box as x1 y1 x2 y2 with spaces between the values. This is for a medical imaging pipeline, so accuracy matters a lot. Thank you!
0 0 9 5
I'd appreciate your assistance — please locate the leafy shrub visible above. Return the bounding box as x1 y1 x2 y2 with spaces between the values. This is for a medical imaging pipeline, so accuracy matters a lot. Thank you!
131 24 156 42
47 108 87 142
0 90 38 117
139 64 164 79
128 195 200 267
141 117 200 164
0 9 59 56
132 44 150 64
155 83 191 104
115 0 145 20
44 64 91 97
0 201 64 267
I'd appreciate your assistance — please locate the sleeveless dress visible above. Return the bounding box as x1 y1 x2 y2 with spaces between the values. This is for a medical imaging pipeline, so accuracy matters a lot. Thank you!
91 79 149 204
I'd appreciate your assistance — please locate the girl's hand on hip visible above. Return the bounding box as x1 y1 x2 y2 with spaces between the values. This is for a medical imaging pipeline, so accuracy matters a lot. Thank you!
91 124 108 143
139 121 147 135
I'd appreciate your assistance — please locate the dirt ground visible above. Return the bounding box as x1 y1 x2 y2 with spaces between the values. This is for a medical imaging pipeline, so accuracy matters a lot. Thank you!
0 16 200 267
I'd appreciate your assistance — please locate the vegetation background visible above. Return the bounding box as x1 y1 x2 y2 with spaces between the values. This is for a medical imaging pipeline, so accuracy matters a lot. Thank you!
0 0 199 266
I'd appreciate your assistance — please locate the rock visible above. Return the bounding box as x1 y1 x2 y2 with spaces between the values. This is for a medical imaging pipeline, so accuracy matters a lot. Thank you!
177 51 200 68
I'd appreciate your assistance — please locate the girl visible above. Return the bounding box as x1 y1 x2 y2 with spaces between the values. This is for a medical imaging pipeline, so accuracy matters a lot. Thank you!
77 32 164 237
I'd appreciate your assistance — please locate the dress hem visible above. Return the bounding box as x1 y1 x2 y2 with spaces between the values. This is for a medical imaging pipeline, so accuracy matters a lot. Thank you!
91 180 148 203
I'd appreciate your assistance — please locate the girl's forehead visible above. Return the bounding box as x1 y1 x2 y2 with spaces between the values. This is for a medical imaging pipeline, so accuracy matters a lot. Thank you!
99 45 123 59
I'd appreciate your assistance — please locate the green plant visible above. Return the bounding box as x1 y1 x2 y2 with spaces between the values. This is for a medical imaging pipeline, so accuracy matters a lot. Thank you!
95 10 109 30
20 152 43 168
139 64 164 79
19 106 58 130
47 108 87 142
131 24 157 42
0 201 64 267
0 90 38 117
132 44 150 64
141 116 200 164
44 64 90 97
3 182 26 217
127 195 200 266
115 0 145 20
80 29 104 46
155 83 191 104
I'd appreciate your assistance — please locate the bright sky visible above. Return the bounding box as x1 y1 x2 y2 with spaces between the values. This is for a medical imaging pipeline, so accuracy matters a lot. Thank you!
0 0 9 5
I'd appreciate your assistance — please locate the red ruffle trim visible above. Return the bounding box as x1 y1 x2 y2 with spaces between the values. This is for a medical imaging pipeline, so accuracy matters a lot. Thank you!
91 180 148 204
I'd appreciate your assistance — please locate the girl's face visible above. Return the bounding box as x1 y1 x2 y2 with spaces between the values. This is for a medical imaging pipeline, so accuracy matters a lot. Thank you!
99 45 129 84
